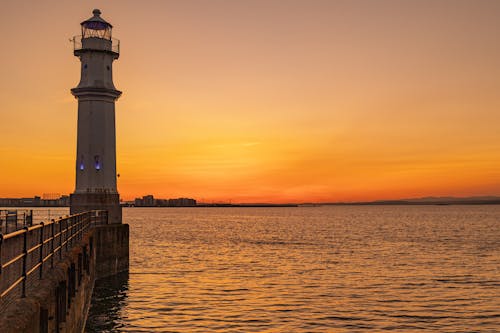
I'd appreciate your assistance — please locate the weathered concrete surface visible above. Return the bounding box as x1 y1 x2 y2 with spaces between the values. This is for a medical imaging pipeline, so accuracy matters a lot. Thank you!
70 192 122 224
0 224 129 332
94 224 129 279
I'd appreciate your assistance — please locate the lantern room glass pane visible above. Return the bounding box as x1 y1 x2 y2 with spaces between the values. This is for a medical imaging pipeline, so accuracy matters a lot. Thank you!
82 24 112 40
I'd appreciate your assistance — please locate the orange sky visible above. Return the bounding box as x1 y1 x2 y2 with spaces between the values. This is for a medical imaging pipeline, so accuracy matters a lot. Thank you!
1 0 500 203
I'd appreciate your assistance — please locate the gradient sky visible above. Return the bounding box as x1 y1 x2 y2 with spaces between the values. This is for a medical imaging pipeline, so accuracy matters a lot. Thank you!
1 0 500 202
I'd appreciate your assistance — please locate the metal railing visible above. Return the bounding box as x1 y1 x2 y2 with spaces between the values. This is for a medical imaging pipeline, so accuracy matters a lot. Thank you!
0 210 108 302
72 35 120 54
0 210 33 234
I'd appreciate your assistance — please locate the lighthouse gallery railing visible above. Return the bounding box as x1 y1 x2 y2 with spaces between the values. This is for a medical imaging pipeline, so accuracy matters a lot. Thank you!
72 35 120 54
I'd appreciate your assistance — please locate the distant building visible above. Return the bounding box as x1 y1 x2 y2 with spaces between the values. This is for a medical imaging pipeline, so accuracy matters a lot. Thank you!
0 195 70 207
59 195 70 206
143 195 155 206
167 198 197 207
42 193 61 200
133 195 196 207
134 195 155 207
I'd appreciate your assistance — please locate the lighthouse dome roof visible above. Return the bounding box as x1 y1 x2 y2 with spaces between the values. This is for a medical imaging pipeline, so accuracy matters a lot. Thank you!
81 9 113 30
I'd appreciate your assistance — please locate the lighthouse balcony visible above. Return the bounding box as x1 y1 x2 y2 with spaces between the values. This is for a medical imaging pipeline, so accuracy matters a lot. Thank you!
73 35 120 56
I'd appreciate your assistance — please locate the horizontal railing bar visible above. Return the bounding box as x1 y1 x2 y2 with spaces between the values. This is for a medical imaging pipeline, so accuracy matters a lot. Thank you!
2 253 26 269
26 262 41 276
0 276 25 298
0 211 91 237
0 229 86 276
42 253 54 262
67 233 79 243
27 243 42 254
26 224 44 232
2 229 27 240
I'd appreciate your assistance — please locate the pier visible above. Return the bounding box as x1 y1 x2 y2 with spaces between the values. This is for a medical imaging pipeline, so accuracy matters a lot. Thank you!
0 210 128 332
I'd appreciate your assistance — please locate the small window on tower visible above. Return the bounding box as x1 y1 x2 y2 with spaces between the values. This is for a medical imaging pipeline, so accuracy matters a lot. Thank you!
79 155 84 170
84 64 88 69
94 155 101 171
106 65 110 71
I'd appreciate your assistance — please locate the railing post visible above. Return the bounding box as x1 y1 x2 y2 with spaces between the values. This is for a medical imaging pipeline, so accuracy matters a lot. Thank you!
69 216 72 249
59 219 63 260
51 220 55 268
72 215 76 245
72 216 74 245
39 222 44 279
65 218 68 252
21 227 28 298
78 214 82 241
75 215 79 242
66 217 69 250
67 217 71 249
0 235 3 275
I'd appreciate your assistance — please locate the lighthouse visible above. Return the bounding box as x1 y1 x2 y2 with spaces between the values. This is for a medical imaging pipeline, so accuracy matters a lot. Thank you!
70 9 122 224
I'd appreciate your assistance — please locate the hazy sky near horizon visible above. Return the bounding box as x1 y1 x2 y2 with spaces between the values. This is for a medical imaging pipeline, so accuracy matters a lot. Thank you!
1 0 500 202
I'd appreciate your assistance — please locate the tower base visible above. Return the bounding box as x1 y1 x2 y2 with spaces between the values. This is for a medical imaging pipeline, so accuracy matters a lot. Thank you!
70 192 122 224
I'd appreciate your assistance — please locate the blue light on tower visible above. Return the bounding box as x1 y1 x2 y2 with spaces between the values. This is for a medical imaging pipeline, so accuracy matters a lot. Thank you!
94 155 101 170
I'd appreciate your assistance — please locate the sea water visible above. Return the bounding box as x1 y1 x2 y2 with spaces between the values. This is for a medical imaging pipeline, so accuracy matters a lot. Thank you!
86 206 499 332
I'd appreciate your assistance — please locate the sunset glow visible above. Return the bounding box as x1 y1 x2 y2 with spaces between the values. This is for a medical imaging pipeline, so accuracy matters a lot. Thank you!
1 1 499 202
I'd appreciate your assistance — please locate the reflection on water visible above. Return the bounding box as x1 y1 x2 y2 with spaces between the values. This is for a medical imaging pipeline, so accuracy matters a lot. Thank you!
85 206 500 332
86 272 129 332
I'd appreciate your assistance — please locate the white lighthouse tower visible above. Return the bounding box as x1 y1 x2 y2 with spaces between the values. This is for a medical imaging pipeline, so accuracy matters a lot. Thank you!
70 9 122 223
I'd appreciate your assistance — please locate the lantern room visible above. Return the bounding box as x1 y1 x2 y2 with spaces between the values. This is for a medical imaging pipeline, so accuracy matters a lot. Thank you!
73 9 119 56
81 9 112 40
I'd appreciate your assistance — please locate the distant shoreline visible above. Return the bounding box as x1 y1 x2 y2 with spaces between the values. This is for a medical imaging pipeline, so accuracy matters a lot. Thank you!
3 197 500 209
320 201 500 206
124 204 299 208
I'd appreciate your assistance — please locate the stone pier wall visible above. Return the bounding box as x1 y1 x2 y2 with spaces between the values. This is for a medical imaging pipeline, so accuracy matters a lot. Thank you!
94 224 129 279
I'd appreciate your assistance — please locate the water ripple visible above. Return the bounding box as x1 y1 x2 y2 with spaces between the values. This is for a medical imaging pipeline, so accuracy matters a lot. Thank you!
86 206 500 332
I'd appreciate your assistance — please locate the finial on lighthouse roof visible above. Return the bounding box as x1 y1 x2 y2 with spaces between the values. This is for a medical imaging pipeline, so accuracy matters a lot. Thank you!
93 9 102 16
